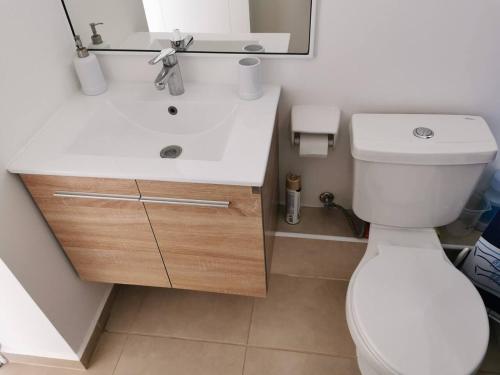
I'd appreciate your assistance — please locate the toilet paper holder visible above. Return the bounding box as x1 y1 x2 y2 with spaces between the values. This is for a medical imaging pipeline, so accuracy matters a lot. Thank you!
291 105 341 151
293 133 335 147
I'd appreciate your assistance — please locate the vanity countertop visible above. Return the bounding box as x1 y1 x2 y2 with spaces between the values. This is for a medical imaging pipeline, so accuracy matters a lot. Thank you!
8 82 281 186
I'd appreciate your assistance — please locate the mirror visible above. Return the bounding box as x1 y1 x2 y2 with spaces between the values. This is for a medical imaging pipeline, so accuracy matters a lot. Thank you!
61 0 315 55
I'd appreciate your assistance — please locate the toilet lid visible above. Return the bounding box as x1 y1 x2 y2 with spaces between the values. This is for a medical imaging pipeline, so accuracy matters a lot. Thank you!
351 245 489 375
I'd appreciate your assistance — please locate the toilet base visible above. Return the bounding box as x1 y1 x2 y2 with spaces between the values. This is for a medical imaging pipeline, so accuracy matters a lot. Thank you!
348 225 444 375
357 349 383 375
346 225 488 375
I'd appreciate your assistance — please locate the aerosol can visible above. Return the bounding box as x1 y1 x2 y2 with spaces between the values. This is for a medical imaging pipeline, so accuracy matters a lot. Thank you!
286 174 301 224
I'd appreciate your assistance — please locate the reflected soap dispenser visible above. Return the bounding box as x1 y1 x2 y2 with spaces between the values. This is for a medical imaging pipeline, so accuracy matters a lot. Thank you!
89 22 110 49
73 35 107 96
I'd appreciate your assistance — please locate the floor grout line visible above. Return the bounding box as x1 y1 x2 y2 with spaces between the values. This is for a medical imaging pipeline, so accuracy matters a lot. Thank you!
130 287 148 332
102 329 359 362
246 298 256 345
245 344 357 360
114 331 248 348
110 333 130 375
103 330 358 362
241 346 249 375
104 286 147 334
240 297 256 375
270 272 352 282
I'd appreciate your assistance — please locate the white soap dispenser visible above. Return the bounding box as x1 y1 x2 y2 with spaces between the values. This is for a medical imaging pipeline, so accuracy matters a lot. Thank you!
73 35 107 96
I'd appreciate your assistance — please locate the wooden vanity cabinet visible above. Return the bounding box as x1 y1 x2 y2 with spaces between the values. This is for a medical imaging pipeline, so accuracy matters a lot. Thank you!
136 127 279 297
137 181 267 297
20 128 279 297
20 175 171 288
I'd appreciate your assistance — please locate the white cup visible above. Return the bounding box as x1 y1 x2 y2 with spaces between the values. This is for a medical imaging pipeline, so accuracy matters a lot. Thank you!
238 57 262 100
242 44 265 53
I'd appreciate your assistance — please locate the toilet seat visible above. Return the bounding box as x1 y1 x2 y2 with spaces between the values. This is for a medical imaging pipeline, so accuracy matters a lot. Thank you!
350 245 489 375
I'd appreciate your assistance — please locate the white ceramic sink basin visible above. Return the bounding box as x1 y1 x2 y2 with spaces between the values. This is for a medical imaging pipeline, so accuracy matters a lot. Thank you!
69 87 239 161
109 99 236 135
8 82 281 186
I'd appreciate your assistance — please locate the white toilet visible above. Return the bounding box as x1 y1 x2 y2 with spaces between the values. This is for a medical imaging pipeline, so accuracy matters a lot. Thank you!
346 114 498 375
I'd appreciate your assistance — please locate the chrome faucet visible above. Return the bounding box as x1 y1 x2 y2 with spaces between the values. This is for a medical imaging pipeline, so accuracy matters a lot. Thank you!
148 48 185 95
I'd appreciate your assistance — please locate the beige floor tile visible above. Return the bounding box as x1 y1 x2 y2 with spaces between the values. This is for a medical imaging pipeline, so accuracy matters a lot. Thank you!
0 363 48 375
277 206 354 237
83 332 128 374
437 226 481 247
0 333 126 375
130 287 254 344
271 237 365 280
248 275 355 357
244 347 361 375
114 334 245 375
105 285 146 333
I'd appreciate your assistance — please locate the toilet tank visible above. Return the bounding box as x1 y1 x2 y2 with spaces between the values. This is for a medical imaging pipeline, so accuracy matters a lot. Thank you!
351 114 498 228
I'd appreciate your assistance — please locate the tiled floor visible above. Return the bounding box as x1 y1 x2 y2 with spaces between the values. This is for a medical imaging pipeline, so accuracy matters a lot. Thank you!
3 237 500 374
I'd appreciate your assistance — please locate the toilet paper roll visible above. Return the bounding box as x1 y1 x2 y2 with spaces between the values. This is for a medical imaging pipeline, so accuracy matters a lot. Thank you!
299 133 329 158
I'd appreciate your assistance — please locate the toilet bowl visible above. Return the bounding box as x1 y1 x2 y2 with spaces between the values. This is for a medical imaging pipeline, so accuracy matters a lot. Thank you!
347 225 489 375
347 114 498 375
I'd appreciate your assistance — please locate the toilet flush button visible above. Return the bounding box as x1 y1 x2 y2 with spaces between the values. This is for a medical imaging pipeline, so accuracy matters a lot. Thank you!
413 127 434 139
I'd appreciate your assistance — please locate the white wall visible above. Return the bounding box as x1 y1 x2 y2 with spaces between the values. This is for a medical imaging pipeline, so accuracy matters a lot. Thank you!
143 0 250 34
0 0 111 359
249 0 311 53
0 261 76 360
98 0 500 207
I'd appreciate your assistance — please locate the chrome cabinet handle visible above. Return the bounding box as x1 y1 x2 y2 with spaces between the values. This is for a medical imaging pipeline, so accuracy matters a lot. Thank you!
53 191 140 202
53 191 230 208
140 196 230 209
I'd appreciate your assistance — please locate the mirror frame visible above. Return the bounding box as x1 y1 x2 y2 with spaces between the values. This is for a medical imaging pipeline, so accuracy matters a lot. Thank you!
61 0 317 57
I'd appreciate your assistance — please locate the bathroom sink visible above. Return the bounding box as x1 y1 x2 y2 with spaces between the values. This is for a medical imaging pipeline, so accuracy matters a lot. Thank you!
69 89 238 161
107 99 237 135
8 82 281 186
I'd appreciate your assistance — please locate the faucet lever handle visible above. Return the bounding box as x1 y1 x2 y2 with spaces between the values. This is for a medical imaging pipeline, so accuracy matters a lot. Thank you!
148 48 176 65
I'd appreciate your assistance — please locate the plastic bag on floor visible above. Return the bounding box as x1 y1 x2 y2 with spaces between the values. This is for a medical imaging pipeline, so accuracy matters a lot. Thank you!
461 212 500 318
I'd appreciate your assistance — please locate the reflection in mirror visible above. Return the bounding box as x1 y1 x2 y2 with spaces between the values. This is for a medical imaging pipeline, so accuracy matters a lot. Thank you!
62 0 313 54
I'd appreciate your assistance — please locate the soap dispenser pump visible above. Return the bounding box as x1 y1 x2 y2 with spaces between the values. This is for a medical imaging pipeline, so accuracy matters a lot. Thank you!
73 35 107 96
89 22 110 49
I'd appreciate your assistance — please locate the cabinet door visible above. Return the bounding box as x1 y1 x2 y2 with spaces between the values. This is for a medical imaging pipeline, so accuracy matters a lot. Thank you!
137 181 266 297
21 175 171 287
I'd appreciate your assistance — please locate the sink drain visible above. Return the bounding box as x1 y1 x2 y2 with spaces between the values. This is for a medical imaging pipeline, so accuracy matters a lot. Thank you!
160 145 182 159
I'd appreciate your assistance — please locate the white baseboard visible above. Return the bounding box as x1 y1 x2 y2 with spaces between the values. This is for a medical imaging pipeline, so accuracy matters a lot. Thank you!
77 285 114 359
275 231 469 251
275 231 368 244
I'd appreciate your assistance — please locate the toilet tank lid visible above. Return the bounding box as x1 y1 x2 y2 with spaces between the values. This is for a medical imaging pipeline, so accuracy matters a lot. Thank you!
351 114 498 165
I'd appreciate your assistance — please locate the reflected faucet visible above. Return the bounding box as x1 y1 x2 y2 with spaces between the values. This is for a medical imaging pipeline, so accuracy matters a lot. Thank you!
148 48 185 95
